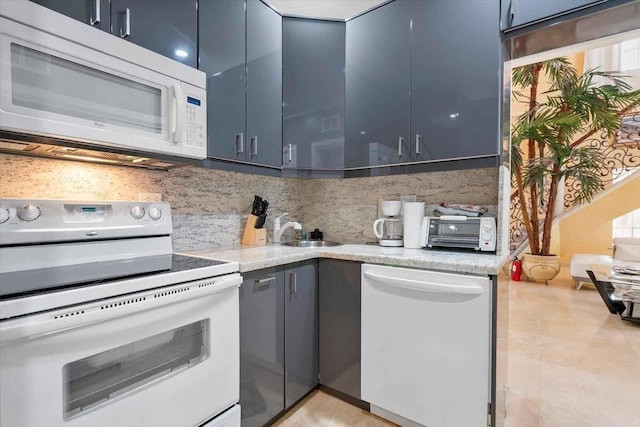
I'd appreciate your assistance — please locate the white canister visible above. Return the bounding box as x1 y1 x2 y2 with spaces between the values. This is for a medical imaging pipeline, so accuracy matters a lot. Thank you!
403 202 426 249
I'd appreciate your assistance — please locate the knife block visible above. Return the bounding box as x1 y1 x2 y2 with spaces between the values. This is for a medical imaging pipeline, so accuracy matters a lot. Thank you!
242 214 267 246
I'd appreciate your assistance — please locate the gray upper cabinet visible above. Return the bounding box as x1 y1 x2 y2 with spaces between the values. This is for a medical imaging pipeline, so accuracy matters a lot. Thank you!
501 0 606 30
239 267 285 427
246 0 283 168
199 0 246 163
283 19 345 170
31 0 110 32
318 259 362 401
410 0 501 162
345 0 411 169
284 261 319 408
110 0 197 67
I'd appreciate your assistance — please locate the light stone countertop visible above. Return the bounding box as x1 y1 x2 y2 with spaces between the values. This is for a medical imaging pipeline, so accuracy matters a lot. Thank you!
183 244 509 276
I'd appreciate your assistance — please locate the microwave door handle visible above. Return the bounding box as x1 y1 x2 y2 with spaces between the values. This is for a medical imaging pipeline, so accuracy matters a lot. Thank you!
172 84 186 144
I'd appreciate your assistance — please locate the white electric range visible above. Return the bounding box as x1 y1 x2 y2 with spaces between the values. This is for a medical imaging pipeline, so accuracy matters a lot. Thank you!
0 199 241 427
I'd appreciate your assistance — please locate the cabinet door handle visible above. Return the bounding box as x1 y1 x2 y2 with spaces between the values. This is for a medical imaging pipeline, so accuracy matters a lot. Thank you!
287 143 293 162
255 276 276 288
289 272 297 296
236 133 244 154
415 134 422 155
398 137 403 157
508 0 515 26
90 0 101 25
251 136 258 156
120 8 131 38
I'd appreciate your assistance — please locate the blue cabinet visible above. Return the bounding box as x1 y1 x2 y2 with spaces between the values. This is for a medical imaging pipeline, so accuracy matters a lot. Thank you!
501 0 607 30
283 18 345 170
110 0 197 68
345 0 411 168
410 0 501 162
31 0 110 32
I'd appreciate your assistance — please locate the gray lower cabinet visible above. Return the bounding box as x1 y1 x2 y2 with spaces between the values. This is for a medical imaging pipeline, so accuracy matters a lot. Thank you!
283 18 345 170
110 0 197 67
345 0 411 168
284 261 319 407
239 267 285 427
318 259 362 401
501 0 606 30
240 261 318 427
410 0 501 162
31 0 110 32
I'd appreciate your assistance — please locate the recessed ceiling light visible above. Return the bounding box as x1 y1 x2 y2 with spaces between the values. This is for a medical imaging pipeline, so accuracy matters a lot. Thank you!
175 49 188 58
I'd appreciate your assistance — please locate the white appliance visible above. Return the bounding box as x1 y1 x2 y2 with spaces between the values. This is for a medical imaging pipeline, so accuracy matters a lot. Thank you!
423 216 497 252
0 0 207 159
361 264 491 427
0 199 240 427
373 200 404 247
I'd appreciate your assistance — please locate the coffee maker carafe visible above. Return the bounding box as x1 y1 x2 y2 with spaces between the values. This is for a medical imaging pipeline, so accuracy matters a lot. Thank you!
373 201 404 247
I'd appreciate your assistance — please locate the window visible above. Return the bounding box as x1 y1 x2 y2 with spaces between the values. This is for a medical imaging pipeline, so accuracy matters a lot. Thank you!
620 38 640 71
612 208 640 238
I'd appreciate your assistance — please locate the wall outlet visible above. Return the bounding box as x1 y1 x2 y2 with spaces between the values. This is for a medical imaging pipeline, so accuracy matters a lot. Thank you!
139 192 162 202
401 194 417 203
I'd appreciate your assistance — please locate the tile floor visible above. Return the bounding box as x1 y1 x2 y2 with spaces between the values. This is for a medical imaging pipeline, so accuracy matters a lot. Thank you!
273 265 640 427
505 265 640 427
273 390 395 427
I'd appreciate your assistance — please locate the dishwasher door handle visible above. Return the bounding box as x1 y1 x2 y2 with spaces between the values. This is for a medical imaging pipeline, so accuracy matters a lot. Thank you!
363 271 484 295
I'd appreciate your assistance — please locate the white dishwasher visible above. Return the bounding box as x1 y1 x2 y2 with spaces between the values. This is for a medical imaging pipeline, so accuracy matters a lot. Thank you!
361 264 491 427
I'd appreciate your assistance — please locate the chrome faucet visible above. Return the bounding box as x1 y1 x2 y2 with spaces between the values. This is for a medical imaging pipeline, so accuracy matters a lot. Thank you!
273 213 302 243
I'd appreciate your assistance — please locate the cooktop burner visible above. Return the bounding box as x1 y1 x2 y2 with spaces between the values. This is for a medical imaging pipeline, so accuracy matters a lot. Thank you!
0 254 229 299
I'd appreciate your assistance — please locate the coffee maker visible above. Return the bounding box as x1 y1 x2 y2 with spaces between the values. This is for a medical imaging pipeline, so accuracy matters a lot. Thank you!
373 201 404 247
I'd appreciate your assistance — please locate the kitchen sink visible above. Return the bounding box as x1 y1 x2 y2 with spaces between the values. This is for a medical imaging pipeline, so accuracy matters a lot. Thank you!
280 240 341 248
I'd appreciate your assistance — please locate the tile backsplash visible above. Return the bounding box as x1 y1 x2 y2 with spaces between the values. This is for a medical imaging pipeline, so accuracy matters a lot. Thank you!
1 153 499 250
299 168 500 243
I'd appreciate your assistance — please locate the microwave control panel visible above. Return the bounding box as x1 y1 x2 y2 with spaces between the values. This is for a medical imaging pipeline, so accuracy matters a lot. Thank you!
184 95 205 149
480 217 497 251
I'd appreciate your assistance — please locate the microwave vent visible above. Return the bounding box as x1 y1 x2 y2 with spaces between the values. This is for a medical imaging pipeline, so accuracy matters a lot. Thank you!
0 131 184 171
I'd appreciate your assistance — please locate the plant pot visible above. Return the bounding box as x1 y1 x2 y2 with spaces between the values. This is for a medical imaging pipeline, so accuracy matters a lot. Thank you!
521 253 561 284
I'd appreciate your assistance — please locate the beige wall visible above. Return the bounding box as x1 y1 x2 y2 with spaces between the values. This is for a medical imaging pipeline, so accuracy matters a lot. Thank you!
558 174 640 263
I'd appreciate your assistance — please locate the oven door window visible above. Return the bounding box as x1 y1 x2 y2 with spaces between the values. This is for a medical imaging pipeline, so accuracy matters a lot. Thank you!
62 320 209 420
10 43 162 134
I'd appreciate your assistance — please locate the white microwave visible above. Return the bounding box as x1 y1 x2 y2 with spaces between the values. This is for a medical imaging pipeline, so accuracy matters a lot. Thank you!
0 0 207 159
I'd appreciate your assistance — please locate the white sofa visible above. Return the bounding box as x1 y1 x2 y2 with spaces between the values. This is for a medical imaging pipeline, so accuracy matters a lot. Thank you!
571 238 640 289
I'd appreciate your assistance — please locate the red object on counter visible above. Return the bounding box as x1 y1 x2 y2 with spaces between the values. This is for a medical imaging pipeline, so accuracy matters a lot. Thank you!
511 259 522 281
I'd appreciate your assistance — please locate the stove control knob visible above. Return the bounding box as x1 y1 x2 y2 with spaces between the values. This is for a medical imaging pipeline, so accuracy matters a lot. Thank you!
130 205 145 219
148 207 162 221
0 208 10 224
17 204 41 222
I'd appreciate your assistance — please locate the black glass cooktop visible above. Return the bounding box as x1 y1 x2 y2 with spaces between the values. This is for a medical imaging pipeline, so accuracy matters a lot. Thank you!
0 254 229 299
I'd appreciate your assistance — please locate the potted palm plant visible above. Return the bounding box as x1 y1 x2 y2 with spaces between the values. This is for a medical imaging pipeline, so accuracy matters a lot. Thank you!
511 57 640 283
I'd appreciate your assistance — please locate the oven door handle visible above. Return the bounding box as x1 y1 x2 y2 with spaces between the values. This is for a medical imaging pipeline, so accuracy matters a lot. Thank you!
0 274 241 345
